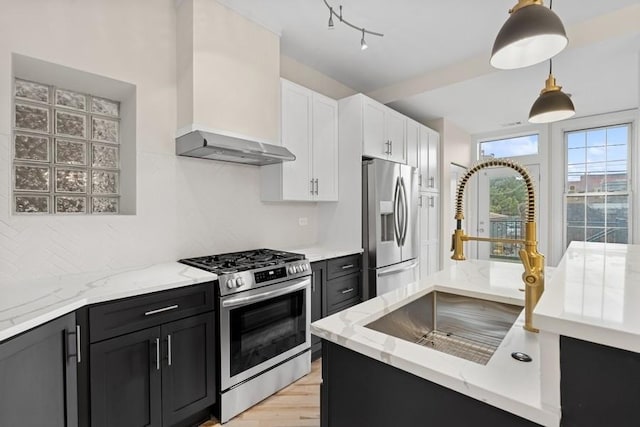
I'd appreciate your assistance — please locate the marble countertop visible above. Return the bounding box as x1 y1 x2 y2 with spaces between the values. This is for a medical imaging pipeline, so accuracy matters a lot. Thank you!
534 241 640 353
312 260 560 427
0 263 216 342
277 245 363 263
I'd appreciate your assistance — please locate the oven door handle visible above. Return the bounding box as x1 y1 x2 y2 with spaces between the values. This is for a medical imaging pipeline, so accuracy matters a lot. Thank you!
221 277 311 308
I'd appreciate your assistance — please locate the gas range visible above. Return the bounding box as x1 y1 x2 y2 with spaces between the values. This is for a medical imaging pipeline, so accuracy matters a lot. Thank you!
179 248 313 422
179 248 311 296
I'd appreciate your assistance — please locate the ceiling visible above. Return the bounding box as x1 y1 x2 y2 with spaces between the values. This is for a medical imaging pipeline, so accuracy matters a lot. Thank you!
219 0 640 134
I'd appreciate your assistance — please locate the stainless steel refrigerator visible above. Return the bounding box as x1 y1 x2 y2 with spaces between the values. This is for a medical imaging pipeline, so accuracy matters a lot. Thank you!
362 159 419 300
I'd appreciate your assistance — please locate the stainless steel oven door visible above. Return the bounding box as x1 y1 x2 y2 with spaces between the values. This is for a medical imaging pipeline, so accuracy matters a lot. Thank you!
219 276 311 391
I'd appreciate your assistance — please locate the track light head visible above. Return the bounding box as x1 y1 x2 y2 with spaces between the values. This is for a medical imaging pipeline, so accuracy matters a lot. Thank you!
361 29 368 50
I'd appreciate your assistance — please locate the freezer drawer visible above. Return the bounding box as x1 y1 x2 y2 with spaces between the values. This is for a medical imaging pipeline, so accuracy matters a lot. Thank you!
371 259 419 297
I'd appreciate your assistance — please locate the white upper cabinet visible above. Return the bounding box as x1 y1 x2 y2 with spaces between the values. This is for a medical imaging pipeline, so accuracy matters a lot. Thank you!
311 92 339 201
362 96 406 163
418 125 440 192
261 79 338 202
406 119 419 168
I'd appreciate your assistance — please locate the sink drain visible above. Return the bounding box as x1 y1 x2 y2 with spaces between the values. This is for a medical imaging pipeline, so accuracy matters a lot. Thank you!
511 352 532 362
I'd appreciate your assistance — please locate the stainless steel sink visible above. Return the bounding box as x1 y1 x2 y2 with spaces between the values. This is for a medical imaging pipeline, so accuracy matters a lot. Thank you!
365 291 522 365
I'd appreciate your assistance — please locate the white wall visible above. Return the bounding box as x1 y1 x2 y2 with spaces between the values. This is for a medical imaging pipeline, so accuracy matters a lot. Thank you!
0 0 318 283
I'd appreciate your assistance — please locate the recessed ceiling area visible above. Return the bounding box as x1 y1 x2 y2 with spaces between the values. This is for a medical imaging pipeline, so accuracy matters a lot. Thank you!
219 0 640 133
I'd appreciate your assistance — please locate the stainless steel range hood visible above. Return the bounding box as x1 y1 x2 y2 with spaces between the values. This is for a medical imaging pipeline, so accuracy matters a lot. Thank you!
176 129 295 166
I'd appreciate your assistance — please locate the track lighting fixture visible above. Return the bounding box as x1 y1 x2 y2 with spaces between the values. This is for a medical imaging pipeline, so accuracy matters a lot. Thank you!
491 0 568 70
528 59 575 123
322 0 383 50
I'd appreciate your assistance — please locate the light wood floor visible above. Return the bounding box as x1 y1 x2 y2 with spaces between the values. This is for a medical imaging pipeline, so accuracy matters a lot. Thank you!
201 358 321 427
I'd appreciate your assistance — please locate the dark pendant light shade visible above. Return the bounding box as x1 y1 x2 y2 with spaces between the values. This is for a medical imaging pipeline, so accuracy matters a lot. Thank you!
528 71 575 123
491 1 568 70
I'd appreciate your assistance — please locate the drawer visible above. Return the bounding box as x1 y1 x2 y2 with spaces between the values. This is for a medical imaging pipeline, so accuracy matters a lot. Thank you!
326 273 361 315
89 282 214 343
327 254 361 280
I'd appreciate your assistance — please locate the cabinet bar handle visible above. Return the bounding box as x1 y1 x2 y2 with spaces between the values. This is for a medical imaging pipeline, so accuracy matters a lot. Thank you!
167 334 172 366
155 338 160 371
341 288 355 294
384 140 390 155
429 196 435 208
310 179 314 194
390 140 393 155
419 195 423 207
144 305 178 316
429 176 435 188
341 264 354 270
315 178 319 195
76 325 82 364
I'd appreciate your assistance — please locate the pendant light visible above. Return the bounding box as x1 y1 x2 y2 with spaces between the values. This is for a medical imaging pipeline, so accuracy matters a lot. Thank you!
491 0 568 70
528 60 575 123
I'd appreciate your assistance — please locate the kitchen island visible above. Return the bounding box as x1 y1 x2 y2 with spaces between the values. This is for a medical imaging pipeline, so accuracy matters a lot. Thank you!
312 242 640 427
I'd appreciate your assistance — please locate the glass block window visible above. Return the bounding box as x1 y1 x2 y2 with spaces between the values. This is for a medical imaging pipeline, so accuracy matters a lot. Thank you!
12 78 120 214
479 134 539 159
565 124 631 246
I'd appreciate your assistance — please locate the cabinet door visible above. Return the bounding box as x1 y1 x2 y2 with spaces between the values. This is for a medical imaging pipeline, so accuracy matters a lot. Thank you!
426 192 440 243
419 193 440 279
427 130 440 191
386 110 406 164
312 93 338 201
363 98 388 159
0 313 78 427
161 313 216 426
418 126 430 190
91 327 162 427
406 119 419 168
311 261 326 351
281 80 313 200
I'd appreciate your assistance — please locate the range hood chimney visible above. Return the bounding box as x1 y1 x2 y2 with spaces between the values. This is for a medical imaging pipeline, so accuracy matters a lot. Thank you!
175 0 285 166
176 128 295 166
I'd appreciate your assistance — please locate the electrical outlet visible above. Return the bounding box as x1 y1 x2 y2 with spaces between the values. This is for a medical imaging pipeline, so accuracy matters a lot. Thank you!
298 217 308 226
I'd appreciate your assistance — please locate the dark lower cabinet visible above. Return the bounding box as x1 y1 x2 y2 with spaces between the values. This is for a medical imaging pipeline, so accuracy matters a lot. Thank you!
161 314 216 427
560 335 640 427
310 255 363 362
310 261 326 360
90 311 216 427
90 327 162 427
321 341 538 427
0 313 78 427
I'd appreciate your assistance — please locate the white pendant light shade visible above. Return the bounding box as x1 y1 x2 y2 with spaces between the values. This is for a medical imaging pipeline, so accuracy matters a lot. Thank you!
491 1 568 70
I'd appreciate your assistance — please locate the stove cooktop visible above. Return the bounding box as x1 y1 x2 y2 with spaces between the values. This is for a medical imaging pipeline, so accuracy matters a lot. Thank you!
179 249 305 275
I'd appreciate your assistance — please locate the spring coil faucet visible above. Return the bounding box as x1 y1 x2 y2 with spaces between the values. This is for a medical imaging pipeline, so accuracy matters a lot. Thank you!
451 159 544 332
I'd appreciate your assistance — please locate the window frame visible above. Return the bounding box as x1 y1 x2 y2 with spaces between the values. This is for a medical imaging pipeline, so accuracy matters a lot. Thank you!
563 123 632 248
549 110 638 265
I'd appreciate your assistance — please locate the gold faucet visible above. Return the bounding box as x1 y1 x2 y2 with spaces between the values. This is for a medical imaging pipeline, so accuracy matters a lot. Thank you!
451 159 544 333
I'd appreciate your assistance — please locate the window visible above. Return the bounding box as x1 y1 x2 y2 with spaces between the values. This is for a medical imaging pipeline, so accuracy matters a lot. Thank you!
565 124 630 246
12 78 120 214
479 134 539 159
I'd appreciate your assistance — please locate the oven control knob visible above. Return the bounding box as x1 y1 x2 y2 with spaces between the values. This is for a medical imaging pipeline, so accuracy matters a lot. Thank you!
226 278 236 289
297 265 304 273
303 264 309 271
288 266 296 274
236 277 244 287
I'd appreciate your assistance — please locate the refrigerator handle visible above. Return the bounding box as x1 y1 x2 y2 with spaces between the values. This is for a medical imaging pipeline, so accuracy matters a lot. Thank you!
393 177 402 246
378 260 419 277
400 176 408 246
